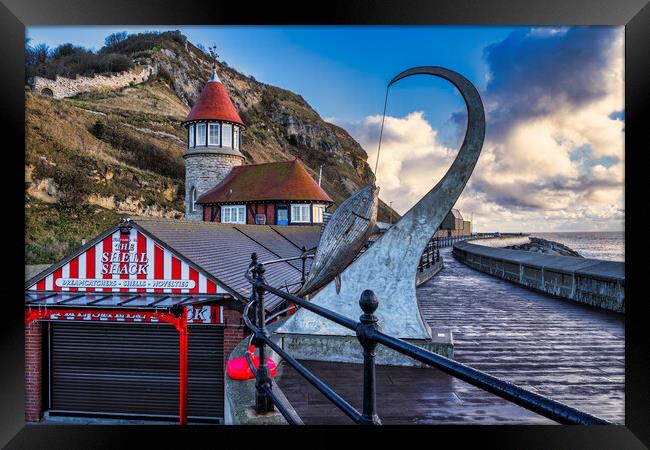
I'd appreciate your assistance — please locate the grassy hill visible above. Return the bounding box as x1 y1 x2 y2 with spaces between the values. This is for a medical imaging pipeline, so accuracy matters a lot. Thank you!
25 31 398 264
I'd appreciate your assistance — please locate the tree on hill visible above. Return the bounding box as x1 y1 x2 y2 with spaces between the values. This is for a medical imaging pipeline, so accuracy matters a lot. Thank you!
104 31 128 49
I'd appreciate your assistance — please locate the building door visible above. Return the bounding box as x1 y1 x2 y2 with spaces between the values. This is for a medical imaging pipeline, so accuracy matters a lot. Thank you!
276 207 289 226
48 322 224 422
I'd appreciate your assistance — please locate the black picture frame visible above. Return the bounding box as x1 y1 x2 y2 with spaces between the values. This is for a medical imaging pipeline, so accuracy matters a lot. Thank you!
1 0 647 448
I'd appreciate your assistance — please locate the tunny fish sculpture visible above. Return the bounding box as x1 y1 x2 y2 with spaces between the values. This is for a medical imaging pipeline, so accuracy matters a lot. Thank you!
297 184 379 297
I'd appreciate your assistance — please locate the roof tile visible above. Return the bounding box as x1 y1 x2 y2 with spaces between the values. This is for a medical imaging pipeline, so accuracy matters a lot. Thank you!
197 159 334 204
184 79 244 125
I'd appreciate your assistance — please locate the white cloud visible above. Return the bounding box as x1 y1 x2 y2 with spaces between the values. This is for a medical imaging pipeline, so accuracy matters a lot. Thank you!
335 27 624 232
334 112 456 214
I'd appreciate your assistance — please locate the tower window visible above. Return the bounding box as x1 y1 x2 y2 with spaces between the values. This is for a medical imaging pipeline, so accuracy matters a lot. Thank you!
190 187 198 212
222 123 232 148
291 204 311 223
188 124 195 147
208 123 220 146
196 123 207 146
233 126 240 150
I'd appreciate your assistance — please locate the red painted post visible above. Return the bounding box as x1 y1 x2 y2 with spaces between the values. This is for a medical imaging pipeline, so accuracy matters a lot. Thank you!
178 308 188 426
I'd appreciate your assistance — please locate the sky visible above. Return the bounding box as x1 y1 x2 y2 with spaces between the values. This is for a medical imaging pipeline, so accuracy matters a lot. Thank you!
27 26 624 232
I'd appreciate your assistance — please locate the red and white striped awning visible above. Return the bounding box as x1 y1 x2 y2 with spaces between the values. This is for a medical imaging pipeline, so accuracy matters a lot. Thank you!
24 292 230 309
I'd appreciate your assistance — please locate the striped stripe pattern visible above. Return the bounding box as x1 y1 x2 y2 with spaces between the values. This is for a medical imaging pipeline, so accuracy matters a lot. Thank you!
28 228 227 295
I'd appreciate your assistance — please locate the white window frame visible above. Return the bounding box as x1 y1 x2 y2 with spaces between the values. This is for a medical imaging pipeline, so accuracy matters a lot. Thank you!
208 122 221 146
221 205 246 224
312 204 325 223
233 126 240 150
291 204 311 223
222 123 232 148
196 122 207 147
188 124 195 148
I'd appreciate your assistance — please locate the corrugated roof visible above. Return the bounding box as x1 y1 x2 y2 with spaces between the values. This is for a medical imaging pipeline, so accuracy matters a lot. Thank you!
196 159 334 204
271 225 322 253
183 76 244 125
132 218 320 310
234 224 314 273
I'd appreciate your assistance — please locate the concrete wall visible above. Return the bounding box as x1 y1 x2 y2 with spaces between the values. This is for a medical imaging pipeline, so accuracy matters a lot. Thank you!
30 65 156 99
224 320 302 425
453 241 625 313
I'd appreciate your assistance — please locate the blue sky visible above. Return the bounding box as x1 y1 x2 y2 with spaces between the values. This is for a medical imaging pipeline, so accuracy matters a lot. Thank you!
27 26 624 232
28 26 519 145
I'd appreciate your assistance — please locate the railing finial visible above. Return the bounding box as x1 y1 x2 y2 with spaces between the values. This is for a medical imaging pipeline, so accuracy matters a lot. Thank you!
359 289 379 317
255 262 266 277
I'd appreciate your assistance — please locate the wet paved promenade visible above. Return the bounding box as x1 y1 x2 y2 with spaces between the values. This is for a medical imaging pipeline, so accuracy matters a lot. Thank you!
276 247 624 425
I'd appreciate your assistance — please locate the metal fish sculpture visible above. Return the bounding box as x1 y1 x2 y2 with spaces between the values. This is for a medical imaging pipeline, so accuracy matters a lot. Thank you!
277 66 485 350
297 184 379 297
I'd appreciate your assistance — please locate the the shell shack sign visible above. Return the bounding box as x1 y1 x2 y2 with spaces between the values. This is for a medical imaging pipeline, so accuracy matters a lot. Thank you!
24 219 236 426
26 219 228 295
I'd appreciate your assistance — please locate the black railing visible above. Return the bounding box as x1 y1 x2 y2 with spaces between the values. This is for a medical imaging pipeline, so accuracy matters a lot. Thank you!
433 233 475 248
241 252 610 426
418 237 441 272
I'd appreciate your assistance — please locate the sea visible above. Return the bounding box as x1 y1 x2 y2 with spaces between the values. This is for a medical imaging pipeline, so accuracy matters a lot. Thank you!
529 231 624 262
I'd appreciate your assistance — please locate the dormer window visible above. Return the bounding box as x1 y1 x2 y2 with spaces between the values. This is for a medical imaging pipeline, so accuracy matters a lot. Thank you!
291 204 311 223
208 123 220 146
196 123 207 147
221 205 246 224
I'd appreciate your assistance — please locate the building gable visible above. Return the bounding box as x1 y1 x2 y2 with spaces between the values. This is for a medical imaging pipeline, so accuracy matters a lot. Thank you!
26 223 228 296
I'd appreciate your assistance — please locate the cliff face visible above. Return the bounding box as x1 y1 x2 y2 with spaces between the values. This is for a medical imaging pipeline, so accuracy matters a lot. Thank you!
25 32 397 264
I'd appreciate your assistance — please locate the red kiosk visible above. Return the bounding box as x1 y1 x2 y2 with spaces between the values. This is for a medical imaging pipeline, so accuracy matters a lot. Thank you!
24 67 326 425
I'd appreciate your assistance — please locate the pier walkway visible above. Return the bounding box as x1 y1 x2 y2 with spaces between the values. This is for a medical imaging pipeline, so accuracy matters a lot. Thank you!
276 247 624 424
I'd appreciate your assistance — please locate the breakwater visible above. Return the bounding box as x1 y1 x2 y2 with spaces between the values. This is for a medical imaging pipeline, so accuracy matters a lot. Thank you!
453 240 624 313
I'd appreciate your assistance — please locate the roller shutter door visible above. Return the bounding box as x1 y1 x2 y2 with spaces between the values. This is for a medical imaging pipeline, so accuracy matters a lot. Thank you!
49 322 224 421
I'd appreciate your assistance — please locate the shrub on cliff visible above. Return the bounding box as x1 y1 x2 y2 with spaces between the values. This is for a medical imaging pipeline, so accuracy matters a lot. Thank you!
93 119 184 180
26 42 134 80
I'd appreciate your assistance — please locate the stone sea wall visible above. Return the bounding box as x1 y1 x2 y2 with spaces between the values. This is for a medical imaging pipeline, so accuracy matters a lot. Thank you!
30 65 157 99
453 240 625 313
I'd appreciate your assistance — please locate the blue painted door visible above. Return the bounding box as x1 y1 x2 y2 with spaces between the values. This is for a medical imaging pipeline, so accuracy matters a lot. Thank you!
277 208 289 226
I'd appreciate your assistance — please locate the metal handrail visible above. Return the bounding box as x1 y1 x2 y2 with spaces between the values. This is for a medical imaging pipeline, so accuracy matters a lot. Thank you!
242 295 360 423
242 253 610 425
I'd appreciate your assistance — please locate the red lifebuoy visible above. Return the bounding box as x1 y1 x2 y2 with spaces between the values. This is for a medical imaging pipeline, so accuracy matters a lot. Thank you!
227 345 277 380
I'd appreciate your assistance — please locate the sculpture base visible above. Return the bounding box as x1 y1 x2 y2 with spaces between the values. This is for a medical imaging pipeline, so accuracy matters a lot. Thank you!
277 329 453 368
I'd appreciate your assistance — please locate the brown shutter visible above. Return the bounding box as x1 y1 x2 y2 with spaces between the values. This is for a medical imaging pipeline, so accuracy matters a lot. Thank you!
49 322 224 422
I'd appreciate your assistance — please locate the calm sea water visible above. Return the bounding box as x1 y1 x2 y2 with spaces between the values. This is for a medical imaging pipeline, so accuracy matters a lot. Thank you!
529 231 624 262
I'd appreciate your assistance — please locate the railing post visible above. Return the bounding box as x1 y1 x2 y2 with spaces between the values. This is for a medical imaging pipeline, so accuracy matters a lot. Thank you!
300 246 307 287
357 289 381 425
249 253 258 320
253 262 274 413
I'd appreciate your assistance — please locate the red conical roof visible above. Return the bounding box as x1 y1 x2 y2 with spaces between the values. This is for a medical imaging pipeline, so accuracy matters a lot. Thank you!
184 69 245 126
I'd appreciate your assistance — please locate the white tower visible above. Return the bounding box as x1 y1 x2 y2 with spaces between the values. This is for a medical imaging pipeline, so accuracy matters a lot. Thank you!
181 68 246 221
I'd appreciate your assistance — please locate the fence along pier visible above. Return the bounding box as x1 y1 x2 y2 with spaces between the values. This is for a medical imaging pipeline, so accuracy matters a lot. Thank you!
240 252 609 425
